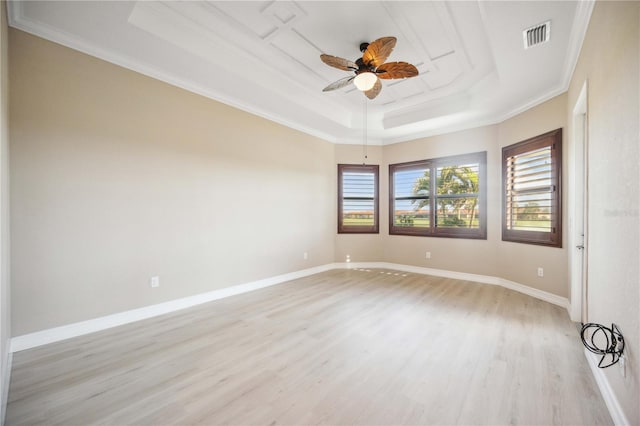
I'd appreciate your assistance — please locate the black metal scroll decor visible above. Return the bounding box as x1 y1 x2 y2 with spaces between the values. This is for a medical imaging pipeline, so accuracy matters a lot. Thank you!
580 323 625 368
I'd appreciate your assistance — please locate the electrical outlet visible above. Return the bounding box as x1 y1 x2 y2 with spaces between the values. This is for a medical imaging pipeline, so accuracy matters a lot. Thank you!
346 254 351 263
537 267 544 277
303 252 308 260
425 251 431 259
150 276 160 288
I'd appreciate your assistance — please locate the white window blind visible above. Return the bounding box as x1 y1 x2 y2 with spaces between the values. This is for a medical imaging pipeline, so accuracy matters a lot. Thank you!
338 164 379 234
506 147 555 232
342 171 376 227
392 166 430 229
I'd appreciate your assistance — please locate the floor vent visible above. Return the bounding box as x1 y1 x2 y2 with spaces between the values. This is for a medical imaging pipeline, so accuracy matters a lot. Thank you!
523 21 550 49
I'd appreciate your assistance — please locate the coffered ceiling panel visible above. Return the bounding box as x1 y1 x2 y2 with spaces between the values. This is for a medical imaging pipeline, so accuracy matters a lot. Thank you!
8 1 594 145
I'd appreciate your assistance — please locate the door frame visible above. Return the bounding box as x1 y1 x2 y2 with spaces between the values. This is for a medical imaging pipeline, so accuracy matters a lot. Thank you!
568 81 589 322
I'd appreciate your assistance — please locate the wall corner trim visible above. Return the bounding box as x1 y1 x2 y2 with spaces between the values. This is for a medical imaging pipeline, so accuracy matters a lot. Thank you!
583 348 630 426
1 351 12 426
10 262 568 353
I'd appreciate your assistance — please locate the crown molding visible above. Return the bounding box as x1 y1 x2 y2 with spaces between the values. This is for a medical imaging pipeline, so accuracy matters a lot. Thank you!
561 1 596 91
7 1 594 146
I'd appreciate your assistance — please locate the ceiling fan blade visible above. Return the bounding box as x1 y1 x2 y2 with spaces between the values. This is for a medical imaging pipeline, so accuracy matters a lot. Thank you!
362 36 397 68
376 62 419 80
320 54 358 71
364 78 382 100
323 76 355 92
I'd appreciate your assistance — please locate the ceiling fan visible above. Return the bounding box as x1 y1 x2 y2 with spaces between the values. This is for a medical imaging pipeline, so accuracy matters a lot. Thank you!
320 36 419 100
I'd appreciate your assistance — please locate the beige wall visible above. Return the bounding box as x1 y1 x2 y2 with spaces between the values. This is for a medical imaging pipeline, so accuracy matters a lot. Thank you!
336 94 569 296
9 29 336 335
567 2 639 423
0 0 10 422
381 125 500 277
497 95 568 294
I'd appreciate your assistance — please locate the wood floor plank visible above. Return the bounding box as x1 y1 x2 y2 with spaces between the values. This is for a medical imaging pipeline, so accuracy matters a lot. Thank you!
6 269 612 425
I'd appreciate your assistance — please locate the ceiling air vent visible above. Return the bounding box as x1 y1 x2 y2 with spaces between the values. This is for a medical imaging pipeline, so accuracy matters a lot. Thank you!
523 21 551 49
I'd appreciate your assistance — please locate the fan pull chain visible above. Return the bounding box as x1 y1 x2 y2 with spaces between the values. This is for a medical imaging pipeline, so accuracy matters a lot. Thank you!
363 100 368 165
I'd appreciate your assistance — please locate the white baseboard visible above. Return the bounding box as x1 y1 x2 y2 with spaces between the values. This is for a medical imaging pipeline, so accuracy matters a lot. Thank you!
10 261 568 353
342 262 569 309
10 263 340 353
583 348 630 426
497 277 568 309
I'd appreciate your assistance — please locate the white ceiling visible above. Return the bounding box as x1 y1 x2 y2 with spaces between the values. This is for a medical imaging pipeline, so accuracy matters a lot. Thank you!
8 1 594 145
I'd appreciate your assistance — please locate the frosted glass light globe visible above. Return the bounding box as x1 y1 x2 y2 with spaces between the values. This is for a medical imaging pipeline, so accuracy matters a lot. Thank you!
354 72 377 91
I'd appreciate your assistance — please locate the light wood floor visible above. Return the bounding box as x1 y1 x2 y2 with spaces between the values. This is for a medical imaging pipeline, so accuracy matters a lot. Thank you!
6 269 611 425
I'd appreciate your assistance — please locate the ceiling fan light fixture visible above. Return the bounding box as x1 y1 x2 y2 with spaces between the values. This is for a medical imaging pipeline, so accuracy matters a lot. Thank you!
354 72 377 91
321 37 418 99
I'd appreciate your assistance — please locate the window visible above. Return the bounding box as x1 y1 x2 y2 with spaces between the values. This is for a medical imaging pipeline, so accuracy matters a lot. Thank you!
502 129 562 247
389 152 486 239
338 164 379 234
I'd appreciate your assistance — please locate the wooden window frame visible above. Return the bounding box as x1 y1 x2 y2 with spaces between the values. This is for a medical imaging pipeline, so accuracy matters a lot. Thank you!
389 152 487 239
338 164 379 234
502 128 562 247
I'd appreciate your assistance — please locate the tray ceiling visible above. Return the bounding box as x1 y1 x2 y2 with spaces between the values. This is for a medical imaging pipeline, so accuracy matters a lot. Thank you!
8 1 594 145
